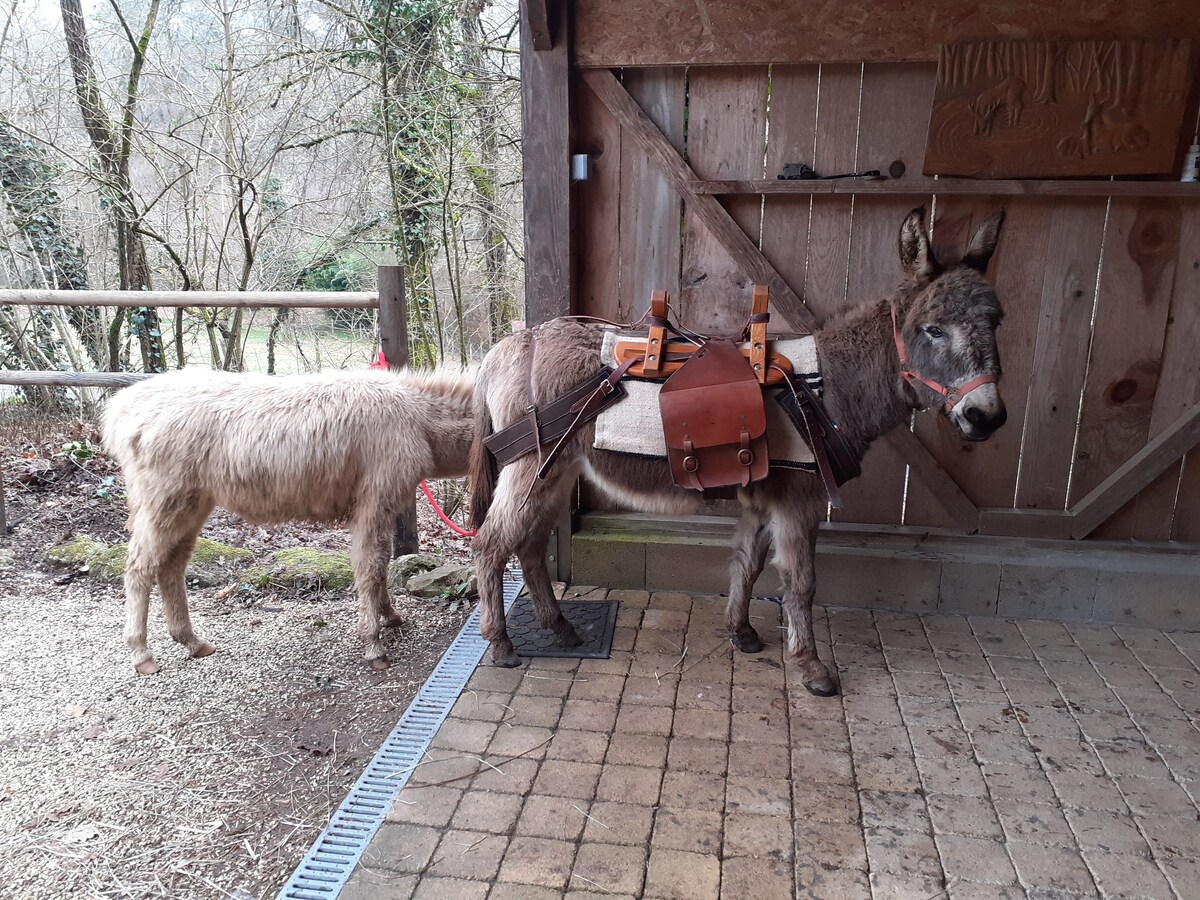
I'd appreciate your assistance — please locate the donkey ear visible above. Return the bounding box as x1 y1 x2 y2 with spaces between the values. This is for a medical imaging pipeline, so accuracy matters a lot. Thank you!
898 207 939 281
963 210 1006 272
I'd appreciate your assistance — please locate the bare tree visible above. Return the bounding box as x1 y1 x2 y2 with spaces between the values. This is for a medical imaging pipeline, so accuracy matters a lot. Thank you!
59 0 165 371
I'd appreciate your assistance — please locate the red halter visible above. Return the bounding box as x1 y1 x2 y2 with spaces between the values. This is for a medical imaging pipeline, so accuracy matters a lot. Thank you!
890 302 998 413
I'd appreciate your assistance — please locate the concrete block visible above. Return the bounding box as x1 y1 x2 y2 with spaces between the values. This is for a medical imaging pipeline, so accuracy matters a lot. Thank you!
939 562 1001 616
572 534 646 589
647 539 731 594
816 555 941 612
998 565 1098 622
1092 572 1200 629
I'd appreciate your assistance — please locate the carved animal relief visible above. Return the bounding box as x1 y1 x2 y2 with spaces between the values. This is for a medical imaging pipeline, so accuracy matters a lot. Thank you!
924 38 1195 178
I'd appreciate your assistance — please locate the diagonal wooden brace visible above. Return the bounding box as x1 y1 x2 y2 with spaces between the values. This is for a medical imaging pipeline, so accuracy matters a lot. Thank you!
582 68 817 334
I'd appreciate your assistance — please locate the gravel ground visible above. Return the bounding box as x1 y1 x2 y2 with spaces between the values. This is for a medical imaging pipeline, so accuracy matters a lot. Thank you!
0 412 476 898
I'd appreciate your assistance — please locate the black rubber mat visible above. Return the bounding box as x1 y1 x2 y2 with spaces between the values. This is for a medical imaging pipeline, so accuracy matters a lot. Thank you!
507 597 619 659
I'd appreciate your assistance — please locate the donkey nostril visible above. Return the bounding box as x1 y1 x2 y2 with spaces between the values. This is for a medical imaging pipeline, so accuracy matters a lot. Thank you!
992 407 1008 430
963 406 987 426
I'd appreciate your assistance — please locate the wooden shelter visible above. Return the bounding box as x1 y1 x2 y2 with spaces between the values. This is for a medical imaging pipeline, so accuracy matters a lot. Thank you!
518 0 1200 628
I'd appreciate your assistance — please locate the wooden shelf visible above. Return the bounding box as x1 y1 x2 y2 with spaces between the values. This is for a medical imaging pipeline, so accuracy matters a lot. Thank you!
690 178 1200 198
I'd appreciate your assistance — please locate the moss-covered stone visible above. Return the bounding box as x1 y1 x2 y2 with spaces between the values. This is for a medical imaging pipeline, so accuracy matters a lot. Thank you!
267 548 354 591
89 544 128 579
46 535 251 583
192 538 252 565
45 536 107 566
186 538 253 586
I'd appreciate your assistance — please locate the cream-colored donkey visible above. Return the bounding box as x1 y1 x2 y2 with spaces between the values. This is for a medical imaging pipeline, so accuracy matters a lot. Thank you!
103 366 474 674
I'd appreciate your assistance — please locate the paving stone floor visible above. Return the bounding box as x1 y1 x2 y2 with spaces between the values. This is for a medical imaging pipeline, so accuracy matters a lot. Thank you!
342 587 1200 899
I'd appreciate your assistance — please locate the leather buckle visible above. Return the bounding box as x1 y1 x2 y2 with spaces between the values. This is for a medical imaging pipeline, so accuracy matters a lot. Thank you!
683 455 699 473
737 448 753 466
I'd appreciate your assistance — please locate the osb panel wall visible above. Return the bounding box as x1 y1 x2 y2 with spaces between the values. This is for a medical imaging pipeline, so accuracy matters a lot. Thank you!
572 0 1200 68
571 62 1200 542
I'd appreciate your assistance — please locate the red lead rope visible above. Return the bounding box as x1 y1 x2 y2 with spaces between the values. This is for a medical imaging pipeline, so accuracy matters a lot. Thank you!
420 481 477 538
370 353 477 538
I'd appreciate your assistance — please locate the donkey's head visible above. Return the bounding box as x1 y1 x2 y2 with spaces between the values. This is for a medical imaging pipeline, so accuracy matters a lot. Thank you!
892 206 1007 442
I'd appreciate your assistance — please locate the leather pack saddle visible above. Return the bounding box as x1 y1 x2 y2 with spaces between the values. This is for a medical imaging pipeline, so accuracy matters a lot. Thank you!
659 338 769 490
483 285 860 506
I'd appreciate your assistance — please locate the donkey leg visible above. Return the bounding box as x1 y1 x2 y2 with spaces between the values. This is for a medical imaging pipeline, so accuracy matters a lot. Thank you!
726 509 771 654
473 458 575 667
517 536 580 649
351 510 398 670
774 516 839 697
159 529 216 660
123 521 161 675
123 492 210 674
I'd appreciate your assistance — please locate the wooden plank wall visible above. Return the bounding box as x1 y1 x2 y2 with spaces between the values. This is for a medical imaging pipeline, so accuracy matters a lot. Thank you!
573 0 1200 69
572 61 1200 542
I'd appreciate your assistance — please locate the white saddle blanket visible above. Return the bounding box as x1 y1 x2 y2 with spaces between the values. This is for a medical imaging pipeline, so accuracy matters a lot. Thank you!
594 329 822 469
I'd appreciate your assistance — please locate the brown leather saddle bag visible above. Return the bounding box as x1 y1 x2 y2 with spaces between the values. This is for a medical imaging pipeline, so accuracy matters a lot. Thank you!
659 339 770 490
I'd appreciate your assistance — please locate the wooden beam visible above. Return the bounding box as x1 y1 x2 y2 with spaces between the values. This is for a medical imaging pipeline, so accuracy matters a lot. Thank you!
581 68 818 333
884 427 981 533
977 508 1075 540
520 0 571 324
1069 400 1200 540
0 290 375 308
574 0 1200 68
520 0 553 51
692 179 1200 199
377 265 418 556
0 371 151 388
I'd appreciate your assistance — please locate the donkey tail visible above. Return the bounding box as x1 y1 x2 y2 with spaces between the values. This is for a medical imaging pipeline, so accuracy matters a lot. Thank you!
468 368 498 531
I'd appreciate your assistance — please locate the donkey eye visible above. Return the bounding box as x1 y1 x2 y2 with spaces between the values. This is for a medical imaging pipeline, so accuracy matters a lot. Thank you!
923 324 946 339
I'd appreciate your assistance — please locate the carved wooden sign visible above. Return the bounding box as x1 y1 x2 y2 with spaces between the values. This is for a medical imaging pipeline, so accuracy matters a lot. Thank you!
924 38 1195 178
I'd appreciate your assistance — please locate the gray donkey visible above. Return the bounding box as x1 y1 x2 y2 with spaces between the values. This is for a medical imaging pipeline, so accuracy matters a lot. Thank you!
468 207 1006 696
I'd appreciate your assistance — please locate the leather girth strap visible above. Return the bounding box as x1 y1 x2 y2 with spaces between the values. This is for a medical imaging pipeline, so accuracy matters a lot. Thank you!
483 365 628 467
774 372 861 508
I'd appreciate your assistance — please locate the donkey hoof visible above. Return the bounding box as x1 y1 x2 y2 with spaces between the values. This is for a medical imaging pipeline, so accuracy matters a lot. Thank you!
190 641 216 659
492 652 522 668
733 628 764 654
555 625 583 649
805 675 840 698
369 656 391 671
382 614 405 629
134 659 160 676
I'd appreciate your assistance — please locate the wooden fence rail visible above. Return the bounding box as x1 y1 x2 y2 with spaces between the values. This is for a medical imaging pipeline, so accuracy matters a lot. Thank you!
0 290 379 308
0 265 418 554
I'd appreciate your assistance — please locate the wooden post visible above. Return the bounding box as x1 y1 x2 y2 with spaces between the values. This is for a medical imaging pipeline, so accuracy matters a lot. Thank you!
521 0 574 581
378 265 418 557
520 0 571 327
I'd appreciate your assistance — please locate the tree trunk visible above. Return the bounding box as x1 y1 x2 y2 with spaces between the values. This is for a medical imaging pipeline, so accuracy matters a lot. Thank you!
60 0 165 372
460 4 512 345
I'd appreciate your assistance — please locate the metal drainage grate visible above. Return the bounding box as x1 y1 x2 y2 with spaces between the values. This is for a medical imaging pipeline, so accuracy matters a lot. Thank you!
278 574 524 900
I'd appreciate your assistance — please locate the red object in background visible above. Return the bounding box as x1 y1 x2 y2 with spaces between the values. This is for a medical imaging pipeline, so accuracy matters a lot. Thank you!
368 351 389 370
